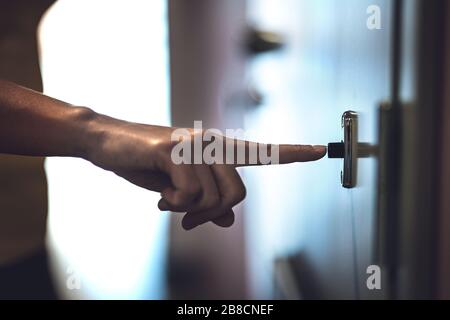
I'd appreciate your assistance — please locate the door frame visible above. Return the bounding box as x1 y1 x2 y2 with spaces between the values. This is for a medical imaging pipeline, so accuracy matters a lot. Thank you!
396 0 447 300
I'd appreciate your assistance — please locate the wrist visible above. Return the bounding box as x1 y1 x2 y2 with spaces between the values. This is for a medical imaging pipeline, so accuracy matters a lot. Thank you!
77 108 125 167
70 106 105 161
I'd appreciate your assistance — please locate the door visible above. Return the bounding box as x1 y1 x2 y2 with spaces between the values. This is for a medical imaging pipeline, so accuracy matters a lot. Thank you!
243 0 394 299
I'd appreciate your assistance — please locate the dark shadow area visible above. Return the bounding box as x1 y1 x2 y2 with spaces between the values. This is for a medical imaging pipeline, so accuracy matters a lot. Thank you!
0 248 57 300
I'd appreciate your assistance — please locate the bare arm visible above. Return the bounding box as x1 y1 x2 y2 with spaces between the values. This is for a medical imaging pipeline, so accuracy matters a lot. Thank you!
0 79 96 158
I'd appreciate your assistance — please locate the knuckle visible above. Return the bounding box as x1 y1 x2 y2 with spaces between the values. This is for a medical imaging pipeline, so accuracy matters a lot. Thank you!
184 183 202 200
170 195 185 207
171 189 201 208
192 181 202 194
236 185 247 203
203 194 221 210
226 185 247 207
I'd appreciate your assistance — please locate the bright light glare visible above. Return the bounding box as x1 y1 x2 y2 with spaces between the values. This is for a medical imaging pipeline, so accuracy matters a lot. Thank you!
38 0 170 299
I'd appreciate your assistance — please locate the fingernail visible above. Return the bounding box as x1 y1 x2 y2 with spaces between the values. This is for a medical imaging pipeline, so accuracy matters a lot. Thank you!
313 145 327 153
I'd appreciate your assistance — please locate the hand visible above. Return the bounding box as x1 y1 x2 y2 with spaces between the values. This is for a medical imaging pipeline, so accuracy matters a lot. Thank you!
86 115 327 230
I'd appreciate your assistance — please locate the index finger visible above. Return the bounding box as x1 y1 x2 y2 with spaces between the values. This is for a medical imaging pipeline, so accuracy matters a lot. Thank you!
221 138 327 167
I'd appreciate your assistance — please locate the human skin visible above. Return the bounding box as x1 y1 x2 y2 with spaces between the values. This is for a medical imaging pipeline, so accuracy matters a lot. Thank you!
0 79 327 230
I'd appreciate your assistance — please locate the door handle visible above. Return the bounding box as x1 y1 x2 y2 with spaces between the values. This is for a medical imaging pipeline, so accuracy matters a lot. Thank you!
328 111 359 188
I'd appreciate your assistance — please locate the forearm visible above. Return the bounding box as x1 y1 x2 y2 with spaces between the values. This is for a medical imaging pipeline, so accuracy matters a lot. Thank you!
0 79 99 159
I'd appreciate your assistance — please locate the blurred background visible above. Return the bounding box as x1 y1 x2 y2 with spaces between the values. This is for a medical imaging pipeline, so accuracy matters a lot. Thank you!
0 0 449 300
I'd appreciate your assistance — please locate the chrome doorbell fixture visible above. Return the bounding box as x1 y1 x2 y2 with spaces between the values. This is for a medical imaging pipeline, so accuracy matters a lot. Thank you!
328 111 358 188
